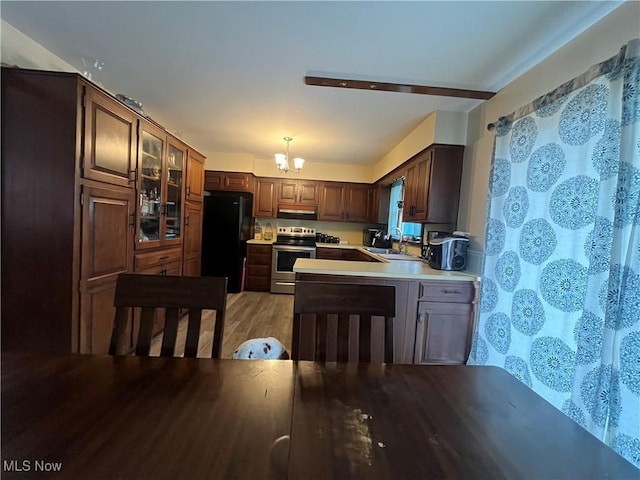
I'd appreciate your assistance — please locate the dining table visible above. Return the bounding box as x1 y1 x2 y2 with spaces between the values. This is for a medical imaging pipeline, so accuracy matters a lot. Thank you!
2 351 638 479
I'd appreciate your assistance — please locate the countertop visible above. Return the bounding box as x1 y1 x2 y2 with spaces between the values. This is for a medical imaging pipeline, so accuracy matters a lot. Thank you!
294 257 480 282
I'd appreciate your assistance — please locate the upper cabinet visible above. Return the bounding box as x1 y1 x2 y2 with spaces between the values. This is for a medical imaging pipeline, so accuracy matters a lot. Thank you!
402 145 464 224
83 87 137 188
185 149 205 202
254 178 277 217
277 179 319 205
205 171 253 192
136 123 185 249
319 182 370 222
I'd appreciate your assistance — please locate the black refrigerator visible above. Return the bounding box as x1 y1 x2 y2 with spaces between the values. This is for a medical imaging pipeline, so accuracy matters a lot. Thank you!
201 191 254 293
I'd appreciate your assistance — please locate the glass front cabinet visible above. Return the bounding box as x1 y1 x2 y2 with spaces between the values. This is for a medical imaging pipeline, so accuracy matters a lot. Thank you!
136 123 184 249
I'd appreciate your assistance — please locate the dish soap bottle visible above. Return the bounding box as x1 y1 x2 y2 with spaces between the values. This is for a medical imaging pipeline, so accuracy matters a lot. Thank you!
254 221 263 240
264 223 273 241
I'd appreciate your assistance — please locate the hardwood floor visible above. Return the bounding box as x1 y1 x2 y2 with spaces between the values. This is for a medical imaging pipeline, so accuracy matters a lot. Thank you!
149 292 294 358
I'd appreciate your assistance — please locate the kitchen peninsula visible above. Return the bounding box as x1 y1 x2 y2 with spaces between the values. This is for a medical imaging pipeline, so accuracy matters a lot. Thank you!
293 249 480 365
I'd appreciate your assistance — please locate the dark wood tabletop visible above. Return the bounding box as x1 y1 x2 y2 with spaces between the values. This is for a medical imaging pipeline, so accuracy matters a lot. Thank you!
2 352 638 479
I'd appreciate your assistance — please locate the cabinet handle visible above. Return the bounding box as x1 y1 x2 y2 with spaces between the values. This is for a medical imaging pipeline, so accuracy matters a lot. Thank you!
158 256 169 261
185 215 190 226
186 185 190 196
129 212 136 227
443 289 461 294
417 313 424 324
161 204 167 216
128 169 137 184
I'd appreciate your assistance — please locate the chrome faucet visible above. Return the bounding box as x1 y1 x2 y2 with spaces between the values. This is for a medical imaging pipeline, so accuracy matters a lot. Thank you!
391 227 404 253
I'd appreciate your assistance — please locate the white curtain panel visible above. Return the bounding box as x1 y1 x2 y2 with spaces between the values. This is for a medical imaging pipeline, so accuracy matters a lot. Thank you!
468 38 640 467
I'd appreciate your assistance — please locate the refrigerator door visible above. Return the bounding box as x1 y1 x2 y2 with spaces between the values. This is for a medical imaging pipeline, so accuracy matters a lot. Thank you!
201 192 253 292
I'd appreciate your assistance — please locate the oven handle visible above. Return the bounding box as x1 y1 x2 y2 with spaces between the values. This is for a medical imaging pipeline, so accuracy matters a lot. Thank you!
272 245 317 253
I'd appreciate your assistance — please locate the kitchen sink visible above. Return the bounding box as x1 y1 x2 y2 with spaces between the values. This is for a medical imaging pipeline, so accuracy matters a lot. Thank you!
363 247 399 254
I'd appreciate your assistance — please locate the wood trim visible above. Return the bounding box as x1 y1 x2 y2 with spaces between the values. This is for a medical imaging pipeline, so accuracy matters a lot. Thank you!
305 76 495 100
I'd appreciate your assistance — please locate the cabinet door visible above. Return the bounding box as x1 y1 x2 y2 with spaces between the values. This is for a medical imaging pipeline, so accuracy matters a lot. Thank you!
137 125 165 249
403 162 417 221
83 88 137 188
186 150 205 202
319 183 344 221
277 180 298 204
164 140 185 246
316 247 343 260
225 172 253 191
205 171 224 190
298 181 319 205
183 201 203 276
411 151 433 222
255 178 277 217
414 301 474 365
79 184 135 354
344 184 370 222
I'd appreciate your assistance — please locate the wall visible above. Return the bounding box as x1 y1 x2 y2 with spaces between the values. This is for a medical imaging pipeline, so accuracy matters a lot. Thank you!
458 1 640 273
1 20 78 72
255 217 381 245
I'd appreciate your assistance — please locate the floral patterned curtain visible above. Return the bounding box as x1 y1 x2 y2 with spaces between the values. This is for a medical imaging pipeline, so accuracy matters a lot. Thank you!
468 38 640 467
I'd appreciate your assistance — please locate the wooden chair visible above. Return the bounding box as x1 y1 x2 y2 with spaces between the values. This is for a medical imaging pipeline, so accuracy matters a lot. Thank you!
292 281 396 363
109 274 228 358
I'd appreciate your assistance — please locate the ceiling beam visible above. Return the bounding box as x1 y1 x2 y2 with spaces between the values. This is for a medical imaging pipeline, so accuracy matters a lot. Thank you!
304 76 495 100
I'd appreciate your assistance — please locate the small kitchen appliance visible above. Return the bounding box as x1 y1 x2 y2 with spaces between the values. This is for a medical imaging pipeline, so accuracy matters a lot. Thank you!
424 234 469 271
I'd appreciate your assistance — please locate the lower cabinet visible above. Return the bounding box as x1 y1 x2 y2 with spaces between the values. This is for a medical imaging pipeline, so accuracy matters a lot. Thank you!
135 248 183 336
413 280 478 364
245 243 272 291
294 273 478 364
316 247 377 262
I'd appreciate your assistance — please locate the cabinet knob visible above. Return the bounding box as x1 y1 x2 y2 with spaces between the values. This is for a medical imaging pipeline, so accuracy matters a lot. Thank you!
186 185 190 195
129 212 136 227
417 313 424 324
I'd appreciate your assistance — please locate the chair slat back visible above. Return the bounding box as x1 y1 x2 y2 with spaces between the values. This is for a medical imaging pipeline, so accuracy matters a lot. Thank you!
293 282 396 363
109 274 227 358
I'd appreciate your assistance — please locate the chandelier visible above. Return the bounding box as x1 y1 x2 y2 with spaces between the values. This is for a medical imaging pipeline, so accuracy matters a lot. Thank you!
274 136 304 173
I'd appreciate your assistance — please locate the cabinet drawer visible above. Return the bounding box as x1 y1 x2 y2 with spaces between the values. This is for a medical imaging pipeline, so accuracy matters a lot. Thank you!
247 253 271 266
418 281 475 303
247 265 271 278
135 248 182 270
316 247 342 260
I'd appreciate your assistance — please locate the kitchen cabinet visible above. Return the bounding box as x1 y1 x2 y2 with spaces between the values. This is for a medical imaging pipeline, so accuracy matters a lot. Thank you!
294 272 478 364
277 179 319 205
183 201 203 276
136 124 185 249
254 178 277 217
413 281 478 364
403 145 464 224
134 248 183 337
182 150 205 277
1 67 205 355
319 182 371 222
245 243 272 291
205 171 254 192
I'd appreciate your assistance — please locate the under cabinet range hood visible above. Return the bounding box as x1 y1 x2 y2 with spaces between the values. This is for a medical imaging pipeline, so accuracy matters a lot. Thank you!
276 204 318 221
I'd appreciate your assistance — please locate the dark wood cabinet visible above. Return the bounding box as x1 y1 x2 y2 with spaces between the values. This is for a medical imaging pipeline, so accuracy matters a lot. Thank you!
277 179 319 205
183 201 203 277
205 170 254 192
403 145 463 224
245 243 272 291
186 150 205 202
1 67 205 355
83 87 137 188
254 178 277 217
319 182 371 222
316 247 378 262
413 280 478 365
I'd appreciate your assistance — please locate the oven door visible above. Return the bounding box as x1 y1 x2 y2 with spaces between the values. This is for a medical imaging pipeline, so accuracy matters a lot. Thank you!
271 245 316 294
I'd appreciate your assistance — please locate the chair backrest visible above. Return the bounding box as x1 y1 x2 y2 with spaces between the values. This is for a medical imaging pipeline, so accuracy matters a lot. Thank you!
292 281 396 363
109 274 227 358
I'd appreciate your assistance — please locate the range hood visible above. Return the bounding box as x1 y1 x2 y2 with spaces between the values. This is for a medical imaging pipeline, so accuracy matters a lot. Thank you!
277 204 318 221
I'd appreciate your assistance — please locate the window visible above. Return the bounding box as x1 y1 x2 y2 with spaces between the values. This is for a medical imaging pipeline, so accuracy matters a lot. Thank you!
387 178 422 240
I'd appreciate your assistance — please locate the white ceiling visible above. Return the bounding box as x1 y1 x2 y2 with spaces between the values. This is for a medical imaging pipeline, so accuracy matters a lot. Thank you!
0 1 623 166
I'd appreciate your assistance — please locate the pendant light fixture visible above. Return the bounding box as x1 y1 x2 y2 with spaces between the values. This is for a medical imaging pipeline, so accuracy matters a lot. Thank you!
275 136 304 173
